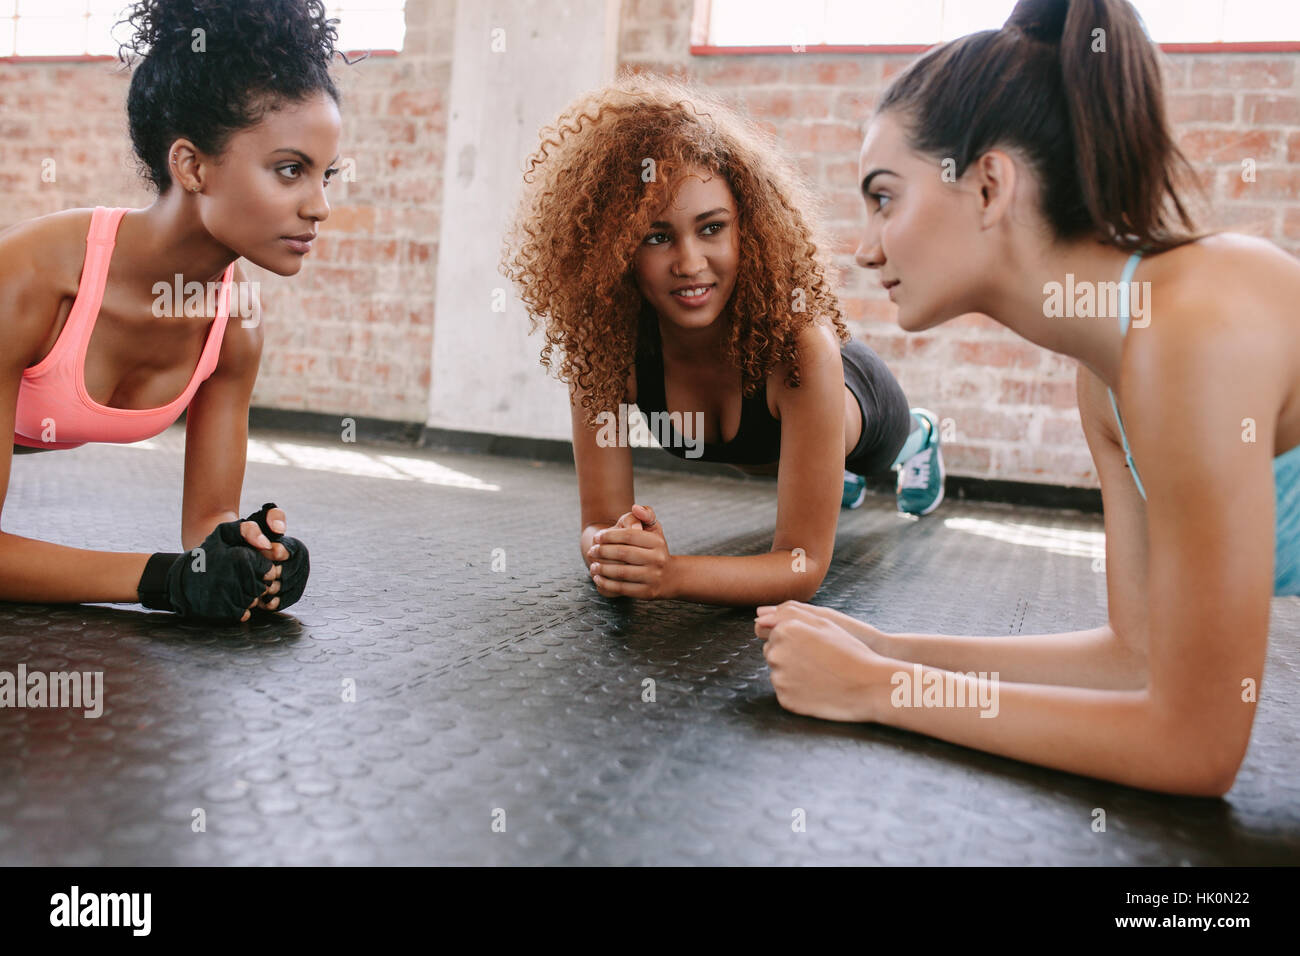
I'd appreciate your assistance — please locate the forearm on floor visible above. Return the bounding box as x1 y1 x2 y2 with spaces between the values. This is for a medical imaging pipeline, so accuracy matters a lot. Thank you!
668 552 825 606
0 530 151 604
866 658 1231 796
880 624 1146 689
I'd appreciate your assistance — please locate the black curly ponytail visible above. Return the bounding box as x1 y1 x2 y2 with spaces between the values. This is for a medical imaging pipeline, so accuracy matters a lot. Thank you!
116 0 355 195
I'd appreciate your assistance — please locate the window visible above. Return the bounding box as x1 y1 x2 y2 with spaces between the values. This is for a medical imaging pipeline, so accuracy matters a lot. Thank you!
0 0 406 59
698 0 1300 51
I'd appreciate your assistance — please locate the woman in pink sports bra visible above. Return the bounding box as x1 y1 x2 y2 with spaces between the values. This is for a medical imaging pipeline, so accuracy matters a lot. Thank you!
1 0 349 624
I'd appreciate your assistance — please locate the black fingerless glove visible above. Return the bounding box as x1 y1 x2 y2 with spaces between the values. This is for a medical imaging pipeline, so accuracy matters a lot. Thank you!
242 502 310 611
137 519 275 622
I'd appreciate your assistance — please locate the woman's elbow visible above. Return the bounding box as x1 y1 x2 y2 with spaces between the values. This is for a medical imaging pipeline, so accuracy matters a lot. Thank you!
788 559 827 603
1160 726 1248 798
1185 748 1246 798
1169 764 1239 798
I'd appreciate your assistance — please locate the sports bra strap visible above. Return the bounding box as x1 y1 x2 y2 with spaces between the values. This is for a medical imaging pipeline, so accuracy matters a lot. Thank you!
88 206 129 245
1117 250 1143 335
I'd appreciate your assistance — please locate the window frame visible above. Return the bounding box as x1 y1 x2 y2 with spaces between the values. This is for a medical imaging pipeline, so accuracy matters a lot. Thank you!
688 0 1300 55
0 1 404 62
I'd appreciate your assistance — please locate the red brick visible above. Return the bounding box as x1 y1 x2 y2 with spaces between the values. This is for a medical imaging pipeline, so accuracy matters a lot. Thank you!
906 334 948 361
794 88 834 119
698 58 784 87
785 58 880 88
829 223 866 256
621 26 654 55
1038 381 1077 409
1178 128 1278 163
954 340 1043 371
994 445 1098 486
741 88 796 119
386 88 441 117
1167 91 1236 124
997 378 1075 409
880 56 914 84
1243 92 1300 125
825 191 867 224
833 88 879 123
1040 352 1079 378
1042 415 1084 447
1284 208 1300 240
941 405 1029 442
1160 56 1190 89
1190 57 1294 90
780 121 864 154
998 378 1032 405
940 444 992 474
1212 204 1278 237
824 158 860 186
858 330 906 360
626 0 693 21
841 295 895 324
790 153 818 182
323 205 376 234
935 372 989 404
405 241 434 264
1229 167 1300 200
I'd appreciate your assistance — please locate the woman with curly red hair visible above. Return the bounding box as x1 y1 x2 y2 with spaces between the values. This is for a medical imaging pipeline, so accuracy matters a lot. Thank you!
504 74 943 606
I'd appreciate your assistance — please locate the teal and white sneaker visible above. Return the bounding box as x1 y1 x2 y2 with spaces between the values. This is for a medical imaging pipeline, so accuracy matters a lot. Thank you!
842 470 867 510
895 408 945 516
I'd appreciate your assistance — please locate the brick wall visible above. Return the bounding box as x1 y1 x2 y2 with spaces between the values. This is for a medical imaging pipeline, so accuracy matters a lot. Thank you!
619 0 1300 488
259 0 451 421
0 0 452 424
2 0 1296 489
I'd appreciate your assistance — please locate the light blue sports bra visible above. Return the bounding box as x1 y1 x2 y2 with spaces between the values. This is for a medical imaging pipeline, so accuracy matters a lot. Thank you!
1107 251 1300 596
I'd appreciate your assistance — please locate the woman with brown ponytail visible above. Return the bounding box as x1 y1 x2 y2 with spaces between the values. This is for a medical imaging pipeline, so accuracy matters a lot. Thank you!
755 0 1300 796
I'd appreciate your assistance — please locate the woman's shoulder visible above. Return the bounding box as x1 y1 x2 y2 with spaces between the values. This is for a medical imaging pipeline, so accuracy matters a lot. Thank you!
1149 232 1300 309
0 207 91 291
768 319 843 384
0 209 91 368
1125 233 1299 419
764 319 845 422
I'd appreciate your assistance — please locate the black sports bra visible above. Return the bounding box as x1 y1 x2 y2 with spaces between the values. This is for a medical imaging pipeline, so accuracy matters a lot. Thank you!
632 314 782 465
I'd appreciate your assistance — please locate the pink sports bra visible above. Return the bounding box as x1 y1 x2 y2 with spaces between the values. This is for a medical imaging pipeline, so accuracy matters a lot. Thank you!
13 206 235 450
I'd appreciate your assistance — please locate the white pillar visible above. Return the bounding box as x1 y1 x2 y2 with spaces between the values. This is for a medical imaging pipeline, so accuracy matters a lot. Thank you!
427 0 620 439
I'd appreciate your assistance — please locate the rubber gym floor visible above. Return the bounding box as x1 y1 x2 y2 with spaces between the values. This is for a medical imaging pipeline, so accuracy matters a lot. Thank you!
2 424 1297 865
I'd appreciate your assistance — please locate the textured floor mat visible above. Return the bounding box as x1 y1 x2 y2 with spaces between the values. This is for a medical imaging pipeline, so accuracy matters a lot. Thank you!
1 425 1297 864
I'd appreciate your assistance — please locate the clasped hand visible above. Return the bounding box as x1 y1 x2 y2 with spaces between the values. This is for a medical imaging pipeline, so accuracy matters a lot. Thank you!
587 503 675 599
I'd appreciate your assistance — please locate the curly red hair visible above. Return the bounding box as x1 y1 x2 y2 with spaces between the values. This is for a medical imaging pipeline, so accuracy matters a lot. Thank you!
502 72 848 426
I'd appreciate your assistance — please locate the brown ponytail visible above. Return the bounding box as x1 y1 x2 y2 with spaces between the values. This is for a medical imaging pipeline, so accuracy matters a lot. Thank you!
877 0 1203 252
